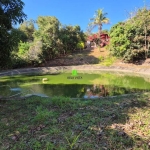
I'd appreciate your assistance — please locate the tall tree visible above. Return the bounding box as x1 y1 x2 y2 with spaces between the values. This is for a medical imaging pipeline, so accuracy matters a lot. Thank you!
109 7 150 62
10 28 28 52
88 9 109 36
33 16 60 61
0 0 26 69
130 7 150 58
19 20 35 41
59 25 85 54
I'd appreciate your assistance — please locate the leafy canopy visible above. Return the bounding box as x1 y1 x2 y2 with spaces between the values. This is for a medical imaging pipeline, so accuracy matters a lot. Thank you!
109 7 150 62
88 9 109 34
0 0 27 29
0 0 26 69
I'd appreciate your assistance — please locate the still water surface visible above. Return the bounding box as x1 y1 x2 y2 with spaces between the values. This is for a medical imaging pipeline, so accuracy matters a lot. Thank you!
0 72 150 98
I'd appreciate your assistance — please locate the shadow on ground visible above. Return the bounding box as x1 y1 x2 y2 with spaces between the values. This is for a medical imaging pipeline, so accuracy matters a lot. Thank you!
0 93 150 149
44 47 101 66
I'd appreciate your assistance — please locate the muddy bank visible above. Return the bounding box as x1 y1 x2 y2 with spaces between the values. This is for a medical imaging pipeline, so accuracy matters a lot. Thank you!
0 65 150 78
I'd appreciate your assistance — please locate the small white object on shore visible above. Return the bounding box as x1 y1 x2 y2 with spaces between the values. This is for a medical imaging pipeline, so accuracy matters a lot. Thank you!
42 78 48 82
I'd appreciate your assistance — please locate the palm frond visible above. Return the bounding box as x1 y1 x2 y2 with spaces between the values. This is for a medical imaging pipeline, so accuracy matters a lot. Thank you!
88 8 110 33
87 23 97 31
90 18 95 21
102 18 109 24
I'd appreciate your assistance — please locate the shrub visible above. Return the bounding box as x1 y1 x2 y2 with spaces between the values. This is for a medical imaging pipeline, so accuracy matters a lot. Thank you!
11 53 27 68
18 41 30 56
109 7 150 62
76 41 84 50
27 41 43 65
99 56 116 66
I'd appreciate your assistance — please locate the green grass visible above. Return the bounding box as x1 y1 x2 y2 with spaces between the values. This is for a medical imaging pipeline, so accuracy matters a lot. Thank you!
99 56 116 66
0 93 150 150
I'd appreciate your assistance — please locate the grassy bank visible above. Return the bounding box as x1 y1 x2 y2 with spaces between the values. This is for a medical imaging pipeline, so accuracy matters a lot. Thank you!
0 94 150 150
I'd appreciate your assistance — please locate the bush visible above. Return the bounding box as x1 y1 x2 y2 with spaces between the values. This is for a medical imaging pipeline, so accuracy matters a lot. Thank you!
14 40 43 67
99 56 116 66
109 7 150 62
18 41 30 56
109 22 131 58
76 41 84 50
11 54 27 68
27 41 43 65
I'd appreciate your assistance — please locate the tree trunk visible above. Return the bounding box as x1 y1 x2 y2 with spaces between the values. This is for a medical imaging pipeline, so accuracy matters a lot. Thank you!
98 25 102 36
148 41 150 57
144 25 147 58
98 24 102 50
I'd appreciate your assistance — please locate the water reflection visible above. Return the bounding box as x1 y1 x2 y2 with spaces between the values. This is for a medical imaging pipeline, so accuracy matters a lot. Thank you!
1 73 150 98
84 85 108 98
1 83 150 98
82 84 150 99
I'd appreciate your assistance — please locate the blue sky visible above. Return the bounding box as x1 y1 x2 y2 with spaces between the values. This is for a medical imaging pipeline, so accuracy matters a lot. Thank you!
21 0 149 32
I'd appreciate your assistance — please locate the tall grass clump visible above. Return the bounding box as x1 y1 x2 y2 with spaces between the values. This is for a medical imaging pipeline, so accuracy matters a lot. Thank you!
51 96 72 108
33 106 55 123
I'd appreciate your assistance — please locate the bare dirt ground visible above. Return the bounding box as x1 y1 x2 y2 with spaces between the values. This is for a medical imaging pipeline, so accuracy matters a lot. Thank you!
44 47 110 66
44 46 150 68
1 47 150 77
86 47 150 68
88 47 110 58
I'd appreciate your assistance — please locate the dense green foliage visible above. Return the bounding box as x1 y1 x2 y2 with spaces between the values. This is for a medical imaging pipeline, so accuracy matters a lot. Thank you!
59 25 86 54
19 20 35 41
10 28 28 51
109 7 150 62
77 41 85 50
18 41 30 55
2 2 150 68
0 0 86 69
33 16 61 61
10 17 86 68
0 0 26 69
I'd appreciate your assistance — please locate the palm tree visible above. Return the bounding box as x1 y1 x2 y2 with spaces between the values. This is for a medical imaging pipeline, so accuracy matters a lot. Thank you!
88 9 109 47
88 9 109 35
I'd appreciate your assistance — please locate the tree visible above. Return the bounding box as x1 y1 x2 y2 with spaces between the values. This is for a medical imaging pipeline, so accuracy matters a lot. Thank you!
76 41 84 52
129 7 150 58
27 41 43 66
18 41 30 56
59 25 85 54
109 7 150 62
19 20 35 41
88 9 109 37
0 0 26 29
33 16 60 61
109 22 131 58
0 0 26 69
10 28 28 52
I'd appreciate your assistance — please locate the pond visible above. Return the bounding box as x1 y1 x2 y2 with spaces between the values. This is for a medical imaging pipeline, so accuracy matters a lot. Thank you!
0 71 150 98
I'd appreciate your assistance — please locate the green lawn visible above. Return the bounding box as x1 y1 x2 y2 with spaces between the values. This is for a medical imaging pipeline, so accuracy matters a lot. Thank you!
0 93 150 150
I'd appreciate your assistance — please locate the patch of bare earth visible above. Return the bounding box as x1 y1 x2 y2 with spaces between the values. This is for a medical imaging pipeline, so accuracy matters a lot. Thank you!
44 46 150 70
44 47 110 66
88 47 110 58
